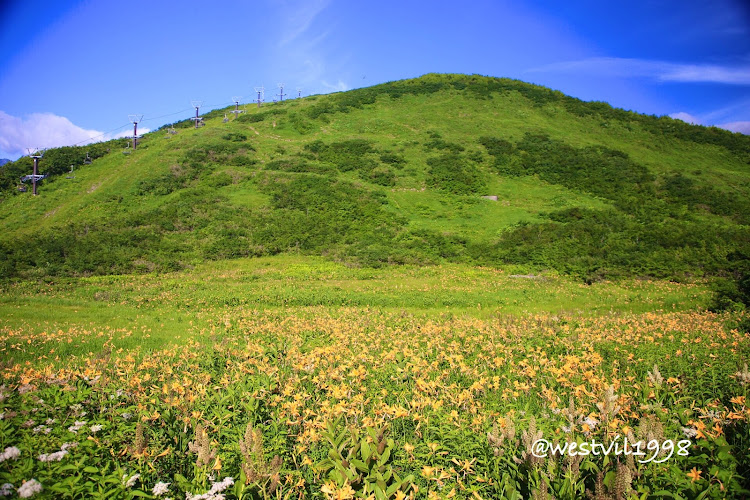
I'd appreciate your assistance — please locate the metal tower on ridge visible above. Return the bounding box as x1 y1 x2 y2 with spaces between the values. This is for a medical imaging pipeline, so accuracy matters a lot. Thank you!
254 86 264 108
277 83 286 102
128 114 143 150
24 148 46 196
231 96 245 118
190 100 203 128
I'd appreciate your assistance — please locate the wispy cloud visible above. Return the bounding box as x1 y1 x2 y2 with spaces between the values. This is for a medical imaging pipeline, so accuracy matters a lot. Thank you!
269 0 348 96
321 79 349 92
0 111 141 158
277 0 331 47
669 112 701 125
670 110 750 135
719 121 750 134
528 57 750 85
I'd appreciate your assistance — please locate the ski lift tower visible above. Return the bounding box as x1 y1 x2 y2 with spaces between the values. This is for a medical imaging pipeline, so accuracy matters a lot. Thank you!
128 114 143 150
231 96 245 118
24 148 45 196
276 83 286 102
254 86 264 108
190 100 203 128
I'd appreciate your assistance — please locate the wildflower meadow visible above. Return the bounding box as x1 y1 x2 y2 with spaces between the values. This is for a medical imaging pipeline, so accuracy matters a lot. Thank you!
1 257 749 498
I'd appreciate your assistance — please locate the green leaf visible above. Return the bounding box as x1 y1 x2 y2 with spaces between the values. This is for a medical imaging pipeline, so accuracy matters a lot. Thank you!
386 481 401 497
377 447 391 466
361 440 372 461
352 458 369 473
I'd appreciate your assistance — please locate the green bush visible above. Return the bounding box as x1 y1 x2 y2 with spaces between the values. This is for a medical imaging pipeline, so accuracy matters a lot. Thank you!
264 158 332 174
426 153 486 195
366 166 396 186
303 139 380 173
710 251 750 313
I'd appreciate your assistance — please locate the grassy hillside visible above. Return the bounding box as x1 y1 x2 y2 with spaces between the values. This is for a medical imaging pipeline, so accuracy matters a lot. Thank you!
1 73 749 281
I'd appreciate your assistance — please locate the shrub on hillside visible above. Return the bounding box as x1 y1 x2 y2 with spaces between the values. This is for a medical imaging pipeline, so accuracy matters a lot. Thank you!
426 153 486 195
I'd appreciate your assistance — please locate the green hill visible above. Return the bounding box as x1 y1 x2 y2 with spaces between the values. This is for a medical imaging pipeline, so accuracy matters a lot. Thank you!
1 73 749 281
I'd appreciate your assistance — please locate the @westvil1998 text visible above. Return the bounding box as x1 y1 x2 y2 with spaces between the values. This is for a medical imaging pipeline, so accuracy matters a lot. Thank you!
531 435 692 464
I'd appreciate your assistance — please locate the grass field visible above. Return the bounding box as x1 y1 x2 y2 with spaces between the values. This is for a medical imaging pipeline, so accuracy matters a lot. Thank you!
1 256 749 498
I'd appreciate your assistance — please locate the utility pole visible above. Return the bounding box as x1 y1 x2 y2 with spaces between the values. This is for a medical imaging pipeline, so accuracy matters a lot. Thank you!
297 87 302 98
231 96 245 118
25 148 44 196
276 83 286 102
128 114 143 150
254 86 264 108
190 100 203 128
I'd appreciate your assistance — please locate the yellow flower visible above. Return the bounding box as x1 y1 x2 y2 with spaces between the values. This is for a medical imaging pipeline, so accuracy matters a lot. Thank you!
321 481 355 500
686 467 702 482
730 395 746 405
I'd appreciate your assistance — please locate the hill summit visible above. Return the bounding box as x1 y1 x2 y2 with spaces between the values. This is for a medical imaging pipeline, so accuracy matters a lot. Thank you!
1 73 749 281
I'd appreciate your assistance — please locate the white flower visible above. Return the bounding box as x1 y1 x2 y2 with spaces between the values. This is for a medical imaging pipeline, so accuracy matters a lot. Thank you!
184 477 235 500
17 479 42 498
582 416 599 431
212 477 234 493
38 450 68 462
0 447 21 463
0 483 14 497
122 412 132 420
152 481 170 496
90 424 103 434
123 473 140 488
67 421 86 433
45 418 55 425
17 384 34 394
61 442 78 451
682 426 698 438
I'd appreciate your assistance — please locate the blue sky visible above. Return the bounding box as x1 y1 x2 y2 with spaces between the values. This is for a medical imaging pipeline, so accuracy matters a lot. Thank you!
1 0 749 160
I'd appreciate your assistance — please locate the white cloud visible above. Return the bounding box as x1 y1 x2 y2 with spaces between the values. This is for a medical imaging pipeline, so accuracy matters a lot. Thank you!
278 0 331 47
669 111 750 135
670 112 702 124
718 121 750 134
268 0 352 97
528 57 750 85
661 63 750 84
321 80 349 92
0 111 144 158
